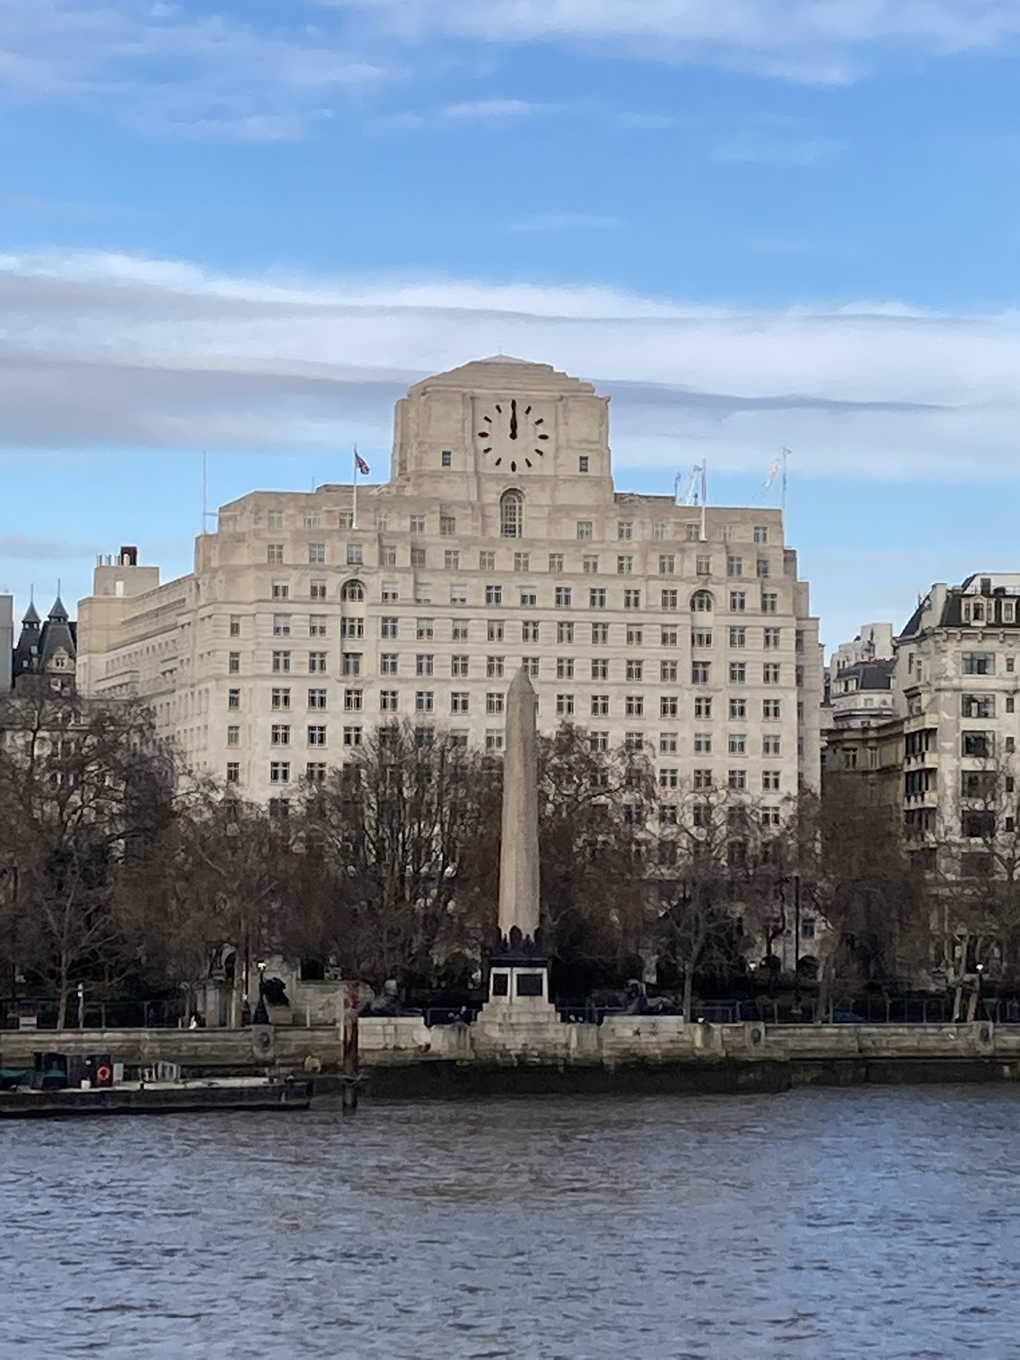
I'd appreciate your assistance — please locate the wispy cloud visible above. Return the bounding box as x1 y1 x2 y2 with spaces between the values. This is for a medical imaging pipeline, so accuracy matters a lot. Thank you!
0 1 388 140
331 0 1020 81
2 248 1020 485
0 533 94 560
504 213 626 232
443 97 542 120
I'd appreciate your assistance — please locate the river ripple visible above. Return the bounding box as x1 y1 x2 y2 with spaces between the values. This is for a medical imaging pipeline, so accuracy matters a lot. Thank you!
2 1086 1020 1358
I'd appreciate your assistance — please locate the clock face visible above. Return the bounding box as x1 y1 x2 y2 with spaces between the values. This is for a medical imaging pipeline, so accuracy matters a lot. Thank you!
474 398 550 472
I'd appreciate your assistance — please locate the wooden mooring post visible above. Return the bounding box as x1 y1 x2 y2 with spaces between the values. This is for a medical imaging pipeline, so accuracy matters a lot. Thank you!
341 980 360 1113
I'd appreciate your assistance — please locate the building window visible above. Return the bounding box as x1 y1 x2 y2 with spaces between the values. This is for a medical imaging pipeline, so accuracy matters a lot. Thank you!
729 627 746 648
591 694 610 717
272 688 290 710
408 516 425 535
485 585 503 606
761 591 778 614
626 660 643 682
344 689 363 712
617 555 633 575
412 691 433 713
579 457 589 472
377 616 397 641
660 589 678 611
228 652 240 674
308 652 327 673
272 582 289 601
523 656 540 677
267 510 284 530
730 591 746 612
270 761 290 785
763 663 781 684
308 615 327 638
452 620 469 641
590 588 606 610
379 545 397 568
522 620 540 642
694 696 712 719
410 547 427 569
963 652 996 676
726 556 743 578
267 544 284 565
489 617 505 642
555 586 572 608
658 554 675 575
659 660 677 683
764 627 781 649
306 762 327 782
589 731 609 752
451 654 469 677
479 551 495 571
441 450 452 468
577 520 593 540
624 589 641 609
514 552 530 572
272 651 291 673
753 525 769 545
228 689 240 710
591 658 608 681
694 733 712 753
228 616 241 637
487 692 504 715
556 694 575 717
694 769 712 790
416 618 434 641
581 555 598 573
451 693 470 714
549 553 564 573
962 694 995 718
728 733 746 755
381 653 398 675
308 543 326 564
756 558 770 579
226 725 240 747
659 733 678 754
487 656 505 679
728 769 747 792
557 657 575 681
763 734 781 755
270 723 290 746
692 628 712 649
729 662 746 683
692 661 711 684
226 762 240 783
691 590 713 613
661 696 679 718
618 521 633 540
444 549 460 571
500 489 523 539
380 691 398 711
660 628 678 649
730 698 746 719
625 695 644 717
486 729 505 750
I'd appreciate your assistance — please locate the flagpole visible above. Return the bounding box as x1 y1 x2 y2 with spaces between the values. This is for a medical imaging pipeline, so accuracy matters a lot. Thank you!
352 444 359 530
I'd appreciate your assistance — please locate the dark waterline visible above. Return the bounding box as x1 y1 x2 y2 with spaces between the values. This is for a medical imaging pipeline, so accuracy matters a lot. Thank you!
3 1087 1019 1359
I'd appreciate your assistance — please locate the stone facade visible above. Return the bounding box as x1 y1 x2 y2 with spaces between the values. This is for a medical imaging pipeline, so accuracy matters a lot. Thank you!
77 357 822 805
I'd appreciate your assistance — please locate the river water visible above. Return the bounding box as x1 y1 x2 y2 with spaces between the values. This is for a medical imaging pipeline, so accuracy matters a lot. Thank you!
2 1086 1019 1358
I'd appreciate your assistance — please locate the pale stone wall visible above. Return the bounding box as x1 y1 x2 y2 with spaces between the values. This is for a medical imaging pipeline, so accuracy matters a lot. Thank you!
77 358 822 806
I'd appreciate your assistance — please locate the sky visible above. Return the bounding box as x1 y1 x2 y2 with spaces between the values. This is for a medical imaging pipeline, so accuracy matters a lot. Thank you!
2 1 1020 652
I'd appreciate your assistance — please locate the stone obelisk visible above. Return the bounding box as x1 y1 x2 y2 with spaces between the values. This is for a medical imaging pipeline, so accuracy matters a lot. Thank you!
477 665 557 1023
497 666 541 950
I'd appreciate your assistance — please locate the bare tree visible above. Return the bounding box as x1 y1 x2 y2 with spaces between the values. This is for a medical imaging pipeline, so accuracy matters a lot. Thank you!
0 683 173 1026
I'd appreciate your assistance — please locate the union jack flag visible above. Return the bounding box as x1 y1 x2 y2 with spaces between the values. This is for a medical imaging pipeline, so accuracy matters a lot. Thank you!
354 450 370 477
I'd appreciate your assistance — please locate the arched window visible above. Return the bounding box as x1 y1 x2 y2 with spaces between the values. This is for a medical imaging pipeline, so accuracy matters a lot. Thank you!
340 579 365 603
691 589 714 612
500 489 523 539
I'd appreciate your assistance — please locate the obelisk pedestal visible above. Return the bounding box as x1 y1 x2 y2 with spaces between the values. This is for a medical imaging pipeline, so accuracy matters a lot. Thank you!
474 669 563 1050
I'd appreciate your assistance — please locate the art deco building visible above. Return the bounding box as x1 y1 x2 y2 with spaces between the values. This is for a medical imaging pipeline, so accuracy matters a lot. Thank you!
77 358 822 809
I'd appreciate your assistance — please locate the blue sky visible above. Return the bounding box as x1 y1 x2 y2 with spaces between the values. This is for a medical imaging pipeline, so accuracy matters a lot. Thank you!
2 0 1020 650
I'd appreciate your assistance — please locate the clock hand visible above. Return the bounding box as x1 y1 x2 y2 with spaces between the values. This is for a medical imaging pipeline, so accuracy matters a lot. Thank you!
509 399 518 440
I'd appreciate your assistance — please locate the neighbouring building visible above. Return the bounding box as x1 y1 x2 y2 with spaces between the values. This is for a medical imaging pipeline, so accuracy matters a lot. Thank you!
9 597 77 690
77 357 823 809
824 621 897 730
